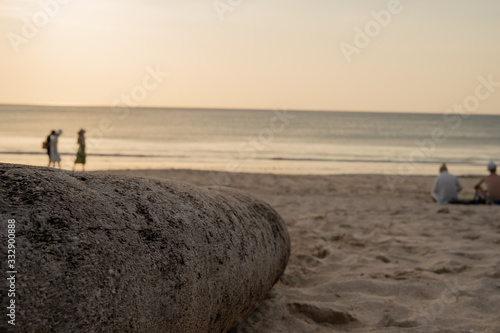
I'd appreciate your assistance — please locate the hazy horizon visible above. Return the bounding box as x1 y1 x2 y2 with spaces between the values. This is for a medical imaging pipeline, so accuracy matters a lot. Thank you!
1 0 500 115
2 102 500 117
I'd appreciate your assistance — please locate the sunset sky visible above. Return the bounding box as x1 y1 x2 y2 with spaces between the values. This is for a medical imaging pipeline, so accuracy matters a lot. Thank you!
1 0 499 114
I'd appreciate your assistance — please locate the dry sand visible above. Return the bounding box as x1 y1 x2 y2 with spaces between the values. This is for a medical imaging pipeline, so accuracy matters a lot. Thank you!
99 169 500 332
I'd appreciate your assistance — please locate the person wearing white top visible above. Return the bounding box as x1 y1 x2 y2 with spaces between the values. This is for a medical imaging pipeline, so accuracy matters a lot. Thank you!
431 163 463 204
49 129 63 168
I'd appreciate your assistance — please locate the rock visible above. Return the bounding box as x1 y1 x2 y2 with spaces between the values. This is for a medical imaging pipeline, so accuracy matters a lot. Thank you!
0 163 290 332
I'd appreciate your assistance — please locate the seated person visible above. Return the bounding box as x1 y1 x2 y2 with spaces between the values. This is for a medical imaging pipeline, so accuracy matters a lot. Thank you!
431 163 463 204
474 161 500 205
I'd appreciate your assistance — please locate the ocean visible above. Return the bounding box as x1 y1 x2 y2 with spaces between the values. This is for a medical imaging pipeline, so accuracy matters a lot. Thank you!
0 104 499 176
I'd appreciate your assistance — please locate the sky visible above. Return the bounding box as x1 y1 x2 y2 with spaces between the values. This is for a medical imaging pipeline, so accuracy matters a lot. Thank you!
0 0 499 114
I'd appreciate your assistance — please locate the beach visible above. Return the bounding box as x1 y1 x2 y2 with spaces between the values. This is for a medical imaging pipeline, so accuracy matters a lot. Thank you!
95 169 500 332
3 0 500 331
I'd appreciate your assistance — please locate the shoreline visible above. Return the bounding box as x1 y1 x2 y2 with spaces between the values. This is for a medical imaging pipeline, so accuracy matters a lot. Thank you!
97 168 486 207
97 167 486 178
0 160 487 178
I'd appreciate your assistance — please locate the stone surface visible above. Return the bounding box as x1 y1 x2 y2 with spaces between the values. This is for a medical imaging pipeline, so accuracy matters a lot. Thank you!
0 163 290 332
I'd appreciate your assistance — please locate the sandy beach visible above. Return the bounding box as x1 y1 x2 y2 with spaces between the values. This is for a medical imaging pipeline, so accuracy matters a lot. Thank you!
3 0 499 331
97 169 500 332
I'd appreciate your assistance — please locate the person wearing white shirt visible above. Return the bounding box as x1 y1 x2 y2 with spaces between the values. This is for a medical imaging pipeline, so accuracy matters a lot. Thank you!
431 163 463 204
49 129 63 168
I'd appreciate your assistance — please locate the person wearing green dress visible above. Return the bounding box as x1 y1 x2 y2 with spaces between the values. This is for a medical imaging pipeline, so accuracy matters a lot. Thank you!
73 129 86 171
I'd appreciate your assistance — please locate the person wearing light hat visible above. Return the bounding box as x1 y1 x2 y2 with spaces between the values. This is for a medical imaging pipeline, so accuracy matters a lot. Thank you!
73 129 86 171
474 161 500 205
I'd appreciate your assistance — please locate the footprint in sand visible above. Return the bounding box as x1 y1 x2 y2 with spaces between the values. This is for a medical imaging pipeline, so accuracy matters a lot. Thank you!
452 252 483 260
389 270 422 280
295 254 322 268
346 238 366 248
486 260 500 278
429 260 468 274
462 234 481 240
312 246 330 259
460 209 476 216
280 274 301 287
287 302 358 326
330 234 345 241
437 208 450 214
375 255 391 263
377 314 419 328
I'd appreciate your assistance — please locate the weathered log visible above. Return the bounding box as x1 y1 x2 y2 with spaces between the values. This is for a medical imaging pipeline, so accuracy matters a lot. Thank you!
0 163 290 332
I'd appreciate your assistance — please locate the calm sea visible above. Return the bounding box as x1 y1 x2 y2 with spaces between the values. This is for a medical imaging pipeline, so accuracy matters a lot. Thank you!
0 105 498 175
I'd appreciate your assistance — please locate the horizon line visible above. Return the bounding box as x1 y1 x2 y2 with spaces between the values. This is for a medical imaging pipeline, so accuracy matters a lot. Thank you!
1 103 499 117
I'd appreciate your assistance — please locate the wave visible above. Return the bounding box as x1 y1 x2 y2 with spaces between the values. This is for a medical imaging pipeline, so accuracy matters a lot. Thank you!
0 151 186 158
0 151 488 167
261 157 487 166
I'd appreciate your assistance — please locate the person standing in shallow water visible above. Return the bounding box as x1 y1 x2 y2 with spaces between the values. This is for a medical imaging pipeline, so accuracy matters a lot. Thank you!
49 130 62 168
73 129 86 171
